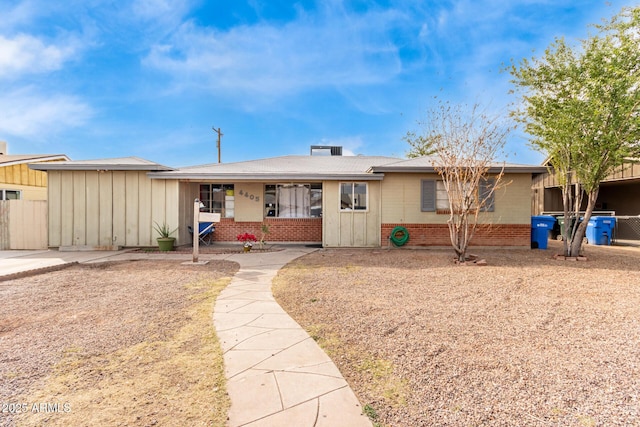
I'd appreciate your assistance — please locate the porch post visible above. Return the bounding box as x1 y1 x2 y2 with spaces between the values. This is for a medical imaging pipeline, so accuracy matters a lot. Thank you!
193 198 200 263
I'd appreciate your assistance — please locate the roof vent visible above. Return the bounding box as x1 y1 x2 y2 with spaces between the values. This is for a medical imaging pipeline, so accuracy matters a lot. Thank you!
310 145 342 156
0 141 6 155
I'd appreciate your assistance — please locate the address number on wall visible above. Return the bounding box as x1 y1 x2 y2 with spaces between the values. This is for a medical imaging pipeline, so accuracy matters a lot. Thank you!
237 189 260 202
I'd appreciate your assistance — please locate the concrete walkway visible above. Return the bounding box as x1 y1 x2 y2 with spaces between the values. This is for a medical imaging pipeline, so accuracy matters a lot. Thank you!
0 247 371 426
211 248 371 427
0 249 126 278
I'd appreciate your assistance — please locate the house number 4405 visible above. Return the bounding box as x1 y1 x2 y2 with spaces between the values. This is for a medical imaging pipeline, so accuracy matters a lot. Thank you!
237 189 260 202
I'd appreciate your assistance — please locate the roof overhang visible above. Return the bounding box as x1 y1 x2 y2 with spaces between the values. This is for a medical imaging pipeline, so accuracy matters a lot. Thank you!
369 165 547 174
1 154 69 167
147 172 385 181
30 164 174 171
29 157 173 172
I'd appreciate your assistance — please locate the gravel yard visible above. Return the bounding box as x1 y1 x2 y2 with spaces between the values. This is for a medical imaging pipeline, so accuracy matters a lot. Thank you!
0 259 238 426
273 241 640 426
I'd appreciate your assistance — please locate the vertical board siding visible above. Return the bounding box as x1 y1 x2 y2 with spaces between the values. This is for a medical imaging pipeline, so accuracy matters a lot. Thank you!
47 170 180 248
138 172 152 246
99 172 113 246
165 180 180 239
125 172 139 246
112 171 126 247
10 200 47 249
0 201 8 249
73 172 87 245
85 172 100 246
0 200 48 249
48 172 62 247
150 179 166 243
61 172 75 247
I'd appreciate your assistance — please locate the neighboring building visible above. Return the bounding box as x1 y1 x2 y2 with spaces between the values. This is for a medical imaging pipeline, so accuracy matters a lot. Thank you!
0 142 69 200
531 158 640 240
31 150 546 249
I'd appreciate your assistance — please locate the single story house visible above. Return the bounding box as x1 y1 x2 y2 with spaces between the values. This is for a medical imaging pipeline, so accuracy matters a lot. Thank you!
30 150 546 249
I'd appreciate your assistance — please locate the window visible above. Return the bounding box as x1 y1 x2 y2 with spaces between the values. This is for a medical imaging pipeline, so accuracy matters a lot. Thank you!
479 178 495 212
0 189 21 200
264 184 322 218
340 182 367 210
421 179 495 213
199 184 234 217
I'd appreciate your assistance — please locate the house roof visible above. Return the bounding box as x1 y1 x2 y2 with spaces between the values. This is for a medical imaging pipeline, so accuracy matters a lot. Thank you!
369 156 548 174
0 154 70 167
148 155 402 181
28 156 174 171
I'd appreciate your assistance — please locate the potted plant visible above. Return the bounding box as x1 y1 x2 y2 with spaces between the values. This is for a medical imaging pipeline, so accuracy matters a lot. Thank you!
237 232 257 252
154 221 178 251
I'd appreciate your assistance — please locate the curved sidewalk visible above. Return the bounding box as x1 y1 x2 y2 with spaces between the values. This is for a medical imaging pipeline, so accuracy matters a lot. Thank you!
212 248 371 427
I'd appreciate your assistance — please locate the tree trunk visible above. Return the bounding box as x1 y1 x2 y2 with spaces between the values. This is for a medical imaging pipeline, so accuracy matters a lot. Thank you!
568 188 599 257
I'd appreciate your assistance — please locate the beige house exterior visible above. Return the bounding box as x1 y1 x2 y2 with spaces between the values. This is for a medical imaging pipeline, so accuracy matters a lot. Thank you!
0 144 69 250
0 152 69 200
32 153 545 249
32 158 176 249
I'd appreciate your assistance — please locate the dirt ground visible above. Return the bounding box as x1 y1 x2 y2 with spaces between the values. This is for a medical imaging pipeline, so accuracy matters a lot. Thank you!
273 241 640 427
0 260 238 427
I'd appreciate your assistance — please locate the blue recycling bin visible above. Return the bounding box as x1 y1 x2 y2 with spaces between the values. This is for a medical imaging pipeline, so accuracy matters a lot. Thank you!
531 215 556 249
586 216 616 245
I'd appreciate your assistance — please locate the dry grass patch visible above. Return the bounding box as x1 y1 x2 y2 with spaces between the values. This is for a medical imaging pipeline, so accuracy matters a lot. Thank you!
273 242 640 427
1 260 238 427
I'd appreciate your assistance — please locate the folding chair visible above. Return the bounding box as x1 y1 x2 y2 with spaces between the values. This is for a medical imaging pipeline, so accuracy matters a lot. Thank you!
188 222 215 246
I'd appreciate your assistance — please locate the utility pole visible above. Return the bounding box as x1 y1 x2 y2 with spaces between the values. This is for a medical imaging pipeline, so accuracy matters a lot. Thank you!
212 127 223 163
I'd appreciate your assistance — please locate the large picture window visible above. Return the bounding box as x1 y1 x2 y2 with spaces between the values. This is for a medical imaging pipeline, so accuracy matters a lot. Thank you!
199 184 235 217
340 182 367 210
264 184 322 218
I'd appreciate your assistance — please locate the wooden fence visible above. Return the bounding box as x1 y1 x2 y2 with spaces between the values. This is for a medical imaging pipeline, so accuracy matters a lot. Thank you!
0 200 48 250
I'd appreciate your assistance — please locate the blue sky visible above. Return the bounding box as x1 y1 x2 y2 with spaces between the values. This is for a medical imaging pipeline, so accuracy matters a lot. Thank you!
0 0 634 167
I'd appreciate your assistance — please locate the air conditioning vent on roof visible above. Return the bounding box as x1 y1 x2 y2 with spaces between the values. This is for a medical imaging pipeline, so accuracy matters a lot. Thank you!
310 145 342 156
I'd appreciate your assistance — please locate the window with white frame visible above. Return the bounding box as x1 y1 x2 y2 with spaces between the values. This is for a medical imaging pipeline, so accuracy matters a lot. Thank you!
0 189 21 200
264 184 322 218
340 182 367 210
199 184 235 217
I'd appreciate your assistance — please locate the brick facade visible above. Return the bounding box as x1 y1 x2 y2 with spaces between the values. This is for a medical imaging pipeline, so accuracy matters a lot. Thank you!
381 223 531 247
211 217 322 243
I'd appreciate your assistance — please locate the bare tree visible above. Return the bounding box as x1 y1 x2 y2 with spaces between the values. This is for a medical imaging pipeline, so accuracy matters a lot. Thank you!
416 102 511 262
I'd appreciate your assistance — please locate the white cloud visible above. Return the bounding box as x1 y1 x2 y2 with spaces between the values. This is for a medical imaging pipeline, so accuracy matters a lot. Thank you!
0 87 93 139
143 5 405 99
0 33 79 79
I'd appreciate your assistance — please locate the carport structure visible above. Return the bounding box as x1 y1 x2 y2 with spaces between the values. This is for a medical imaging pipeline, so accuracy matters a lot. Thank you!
532 158 640 243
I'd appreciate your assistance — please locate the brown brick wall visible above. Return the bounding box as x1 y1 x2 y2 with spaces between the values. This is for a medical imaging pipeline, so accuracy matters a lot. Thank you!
211 218 322 243
381 223 531 247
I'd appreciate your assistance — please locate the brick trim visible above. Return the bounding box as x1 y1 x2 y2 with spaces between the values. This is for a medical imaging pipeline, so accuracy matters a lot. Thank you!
381 223 531 247
210 218 322 243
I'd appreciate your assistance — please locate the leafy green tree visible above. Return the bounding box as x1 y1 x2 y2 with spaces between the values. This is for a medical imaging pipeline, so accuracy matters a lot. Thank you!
510 6 640 257
403 131 438 157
